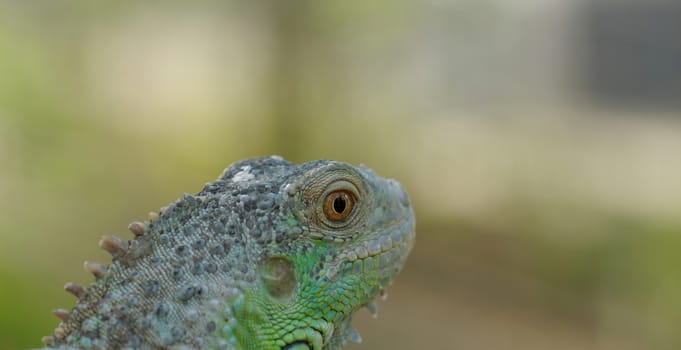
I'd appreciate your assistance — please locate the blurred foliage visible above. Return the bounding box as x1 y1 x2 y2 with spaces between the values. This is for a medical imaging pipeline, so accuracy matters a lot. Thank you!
1 1 681 350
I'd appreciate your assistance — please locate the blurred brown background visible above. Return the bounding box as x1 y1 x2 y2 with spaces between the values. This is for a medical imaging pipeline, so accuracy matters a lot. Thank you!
1 1 680 349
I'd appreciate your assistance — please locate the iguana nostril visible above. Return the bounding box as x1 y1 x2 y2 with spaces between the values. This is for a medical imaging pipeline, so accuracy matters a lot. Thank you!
260 256 297 301
394 180 411 207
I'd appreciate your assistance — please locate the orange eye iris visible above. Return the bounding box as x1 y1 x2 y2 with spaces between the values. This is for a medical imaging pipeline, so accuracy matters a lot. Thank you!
323 190 354 221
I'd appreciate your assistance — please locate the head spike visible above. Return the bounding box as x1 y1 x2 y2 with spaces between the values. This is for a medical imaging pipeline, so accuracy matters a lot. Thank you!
52 308 70 322
53 325 66 338
99 235 128 256
128 221 145 236
64 282 84 298
347 327 362 344
365 301 378 318
379 288 388 301
41 336 55 346
83 261 106 279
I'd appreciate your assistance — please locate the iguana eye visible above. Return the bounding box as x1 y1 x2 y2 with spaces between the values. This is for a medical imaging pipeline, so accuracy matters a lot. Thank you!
323 190 354 221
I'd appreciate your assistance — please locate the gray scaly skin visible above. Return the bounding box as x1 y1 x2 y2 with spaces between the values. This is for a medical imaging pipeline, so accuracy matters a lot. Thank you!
41 156 415 350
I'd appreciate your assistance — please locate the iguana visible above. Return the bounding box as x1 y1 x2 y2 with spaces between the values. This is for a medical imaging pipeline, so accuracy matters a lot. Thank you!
40 156 416 350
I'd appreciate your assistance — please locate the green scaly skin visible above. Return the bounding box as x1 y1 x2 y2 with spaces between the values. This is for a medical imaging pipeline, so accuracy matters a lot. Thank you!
41 157 415 350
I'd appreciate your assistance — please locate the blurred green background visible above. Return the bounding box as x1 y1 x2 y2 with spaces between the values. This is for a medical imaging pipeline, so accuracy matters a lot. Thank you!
1 1 681 349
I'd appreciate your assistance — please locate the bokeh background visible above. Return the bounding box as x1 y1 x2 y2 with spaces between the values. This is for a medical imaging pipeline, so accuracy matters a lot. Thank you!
1 1 680 349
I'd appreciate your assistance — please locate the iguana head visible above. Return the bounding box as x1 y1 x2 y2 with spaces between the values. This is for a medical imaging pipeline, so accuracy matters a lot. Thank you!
221 158 415 350
42 157 414 350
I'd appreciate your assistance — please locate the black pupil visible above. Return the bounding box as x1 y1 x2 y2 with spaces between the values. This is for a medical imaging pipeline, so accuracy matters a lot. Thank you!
333 195 347 213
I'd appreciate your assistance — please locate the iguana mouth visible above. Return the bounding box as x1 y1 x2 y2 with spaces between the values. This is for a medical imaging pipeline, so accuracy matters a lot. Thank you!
329 224 414 284
322 220 414 281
